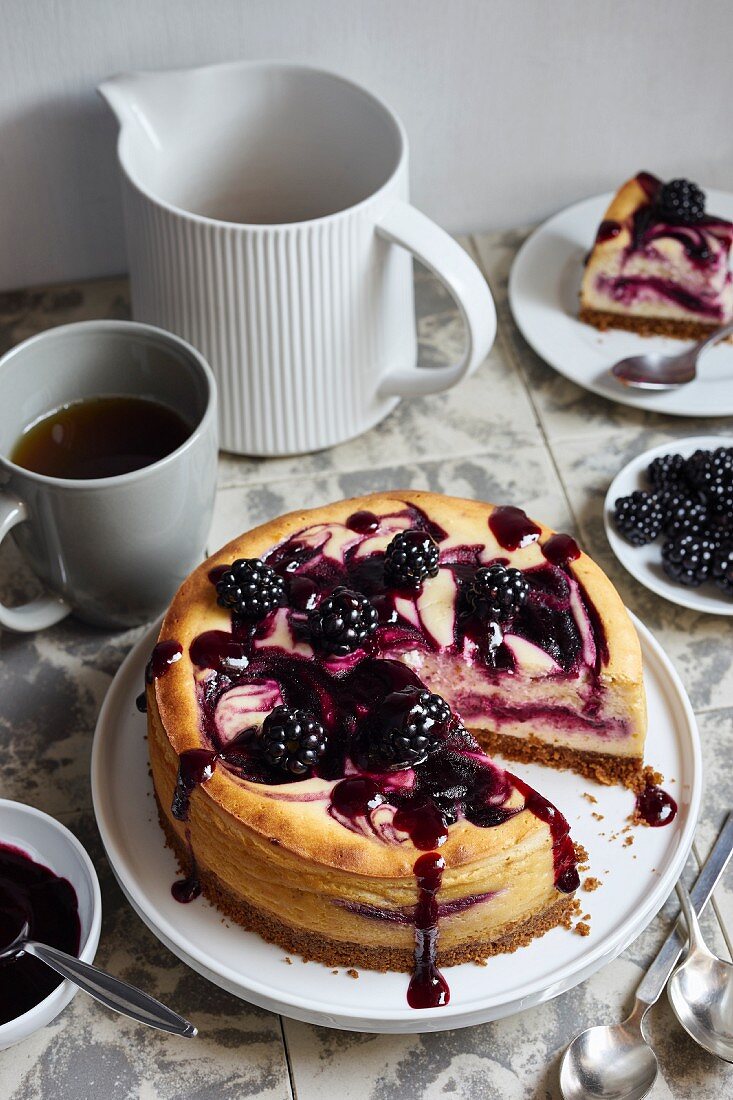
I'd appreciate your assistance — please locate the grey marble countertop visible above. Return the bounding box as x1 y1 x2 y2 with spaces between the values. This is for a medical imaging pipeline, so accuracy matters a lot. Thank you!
1 230 732 1098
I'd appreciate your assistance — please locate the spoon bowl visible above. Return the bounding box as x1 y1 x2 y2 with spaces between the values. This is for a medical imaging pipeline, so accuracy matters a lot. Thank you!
668 880 733 1063
610 322 733 390
560 1005 658 1100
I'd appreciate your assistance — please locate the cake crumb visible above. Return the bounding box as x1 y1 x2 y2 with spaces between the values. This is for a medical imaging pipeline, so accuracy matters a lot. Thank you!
623 836 634 847
346 968 359 979
592 812 604 821
574 921 591 937
332 969 338 975
474 958 488 967
582 913 591 921
284 956 292 965
582 793 598 804
583 876 602 892
573 843 589 863
577 863 590 873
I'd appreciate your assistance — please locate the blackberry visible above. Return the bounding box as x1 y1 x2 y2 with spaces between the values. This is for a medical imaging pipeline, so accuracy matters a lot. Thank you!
374 688 453 768
647 453 688 493
464 564 530 622
384 529 440 591
215 558 286 620
656 179 706 223
664 500 710 539
712 544 733 597
259 706 327 776
308 586 378 656
661 534 715 587
613 491 664 546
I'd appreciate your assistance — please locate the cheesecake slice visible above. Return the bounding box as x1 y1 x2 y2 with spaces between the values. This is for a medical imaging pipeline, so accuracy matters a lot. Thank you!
580 172 733 339
145 491 647 1002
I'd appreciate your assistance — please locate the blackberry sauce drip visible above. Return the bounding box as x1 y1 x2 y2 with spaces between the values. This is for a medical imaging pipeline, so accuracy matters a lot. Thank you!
635 784 677 827
596 220 621 244
407 853 450 1009
0 842 81 1024
542 533 580 567
172 829 202 903
489 506 541 551
145 640 182 683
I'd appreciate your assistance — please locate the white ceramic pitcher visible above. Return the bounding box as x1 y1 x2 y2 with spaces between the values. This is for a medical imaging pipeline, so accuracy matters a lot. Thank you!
99 61 496 456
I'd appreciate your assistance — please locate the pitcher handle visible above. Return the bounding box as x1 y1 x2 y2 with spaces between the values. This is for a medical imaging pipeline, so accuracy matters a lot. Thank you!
0 493 71 633
375 201 496 398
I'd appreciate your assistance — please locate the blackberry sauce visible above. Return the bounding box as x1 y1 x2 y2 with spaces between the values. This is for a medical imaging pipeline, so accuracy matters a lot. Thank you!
407 853 450 1009
145 640 182 683
171 830 202 903
0 842 81 1024
635 784 677 827
489 506 541 551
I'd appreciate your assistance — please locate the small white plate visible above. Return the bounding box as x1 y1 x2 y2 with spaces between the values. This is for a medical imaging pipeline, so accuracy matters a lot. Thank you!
91 621 701 1034
508 188 733 417
605 435 733 615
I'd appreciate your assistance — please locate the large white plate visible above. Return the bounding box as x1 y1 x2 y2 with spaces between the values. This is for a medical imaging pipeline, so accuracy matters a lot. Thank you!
605 434 733 615
508 188 733 417
91 619 701 1033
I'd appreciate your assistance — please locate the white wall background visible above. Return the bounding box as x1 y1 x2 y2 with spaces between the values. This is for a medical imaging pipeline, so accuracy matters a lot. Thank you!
2 0 733 291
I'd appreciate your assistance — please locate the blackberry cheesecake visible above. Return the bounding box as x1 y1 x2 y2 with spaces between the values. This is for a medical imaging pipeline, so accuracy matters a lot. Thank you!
580 172 733 339
146 492 646 1004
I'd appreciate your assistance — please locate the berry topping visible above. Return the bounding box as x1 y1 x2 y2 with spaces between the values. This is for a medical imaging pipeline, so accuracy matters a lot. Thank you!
464 564 530 622
613 491 664 546
259 706 327 776
215 558 286 621
308 586 379 656
647 453 688 494
384 529 440 591
661 534 716 587
372 687 453 769
712 544 733 596
656 178 706 223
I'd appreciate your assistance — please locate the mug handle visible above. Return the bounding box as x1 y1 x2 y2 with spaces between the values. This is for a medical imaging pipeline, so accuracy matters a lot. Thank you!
0 493 71 633
375 201 497 397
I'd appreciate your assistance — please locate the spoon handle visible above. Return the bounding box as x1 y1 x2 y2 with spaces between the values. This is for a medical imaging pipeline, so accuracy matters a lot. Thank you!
694 320 733 358
24 941 197 1037
636 812 733 1008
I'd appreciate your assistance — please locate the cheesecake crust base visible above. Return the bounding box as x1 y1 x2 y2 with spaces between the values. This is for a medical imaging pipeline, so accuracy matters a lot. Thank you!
473 728 643 789
158 797 576 973
579 306 722 342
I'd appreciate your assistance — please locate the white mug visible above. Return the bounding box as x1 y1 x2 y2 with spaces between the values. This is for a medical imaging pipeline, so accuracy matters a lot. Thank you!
99 61 496 456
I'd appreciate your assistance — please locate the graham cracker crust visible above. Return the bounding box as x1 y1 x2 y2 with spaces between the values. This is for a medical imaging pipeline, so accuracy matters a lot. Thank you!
156 795 575 973
472 728 642 789
579 306 724 342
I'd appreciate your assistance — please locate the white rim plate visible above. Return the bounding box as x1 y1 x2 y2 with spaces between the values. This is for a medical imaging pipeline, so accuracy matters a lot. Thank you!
508 188 733 417
91 619 701 1033
605 434 733 615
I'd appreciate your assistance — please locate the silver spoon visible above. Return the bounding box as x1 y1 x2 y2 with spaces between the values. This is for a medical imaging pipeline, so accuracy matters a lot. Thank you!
668 880 733 1061
610 321 733 389
1 919 197 1038
559 812 733 1100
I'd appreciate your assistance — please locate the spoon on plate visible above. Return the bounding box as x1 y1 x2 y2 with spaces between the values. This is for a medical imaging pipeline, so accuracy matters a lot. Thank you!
667 879 733 1062
0 918 197 1037
610 321 733 390
559 812 733 1100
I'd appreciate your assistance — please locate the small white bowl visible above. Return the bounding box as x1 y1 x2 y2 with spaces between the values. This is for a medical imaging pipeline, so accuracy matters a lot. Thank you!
0 799 102 1050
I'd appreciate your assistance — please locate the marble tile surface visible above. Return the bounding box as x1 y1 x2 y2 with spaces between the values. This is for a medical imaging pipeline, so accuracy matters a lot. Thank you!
1 231 732 1097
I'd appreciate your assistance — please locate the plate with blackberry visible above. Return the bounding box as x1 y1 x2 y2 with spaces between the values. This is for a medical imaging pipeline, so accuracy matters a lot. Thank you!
605 435 733 614
509 179 733 418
